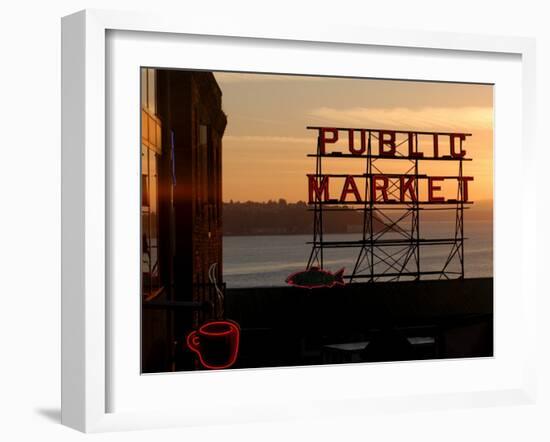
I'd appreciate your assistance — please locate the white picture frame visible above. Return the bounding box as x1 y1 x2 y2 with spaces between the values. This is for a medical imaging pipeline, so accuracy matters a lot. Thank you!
61 9 538 433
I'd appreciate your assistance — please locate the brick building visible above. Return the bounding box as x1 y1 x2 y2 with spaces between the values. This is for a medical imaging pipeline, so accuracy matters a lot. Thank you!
141 68 227 372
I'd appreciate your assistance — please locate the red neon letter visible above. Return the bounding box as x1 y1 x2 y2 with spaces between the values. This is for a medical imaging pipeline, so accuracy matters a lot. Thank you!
371 175 389 202
348 129 367 155
458 176 474 202
340 175 362 202
433 134 439 158
400 176 418 202
319 128 338 154
378 131 396 157
308 174 330 202
407 133 424 159
450 134 467 158
428 177 446 202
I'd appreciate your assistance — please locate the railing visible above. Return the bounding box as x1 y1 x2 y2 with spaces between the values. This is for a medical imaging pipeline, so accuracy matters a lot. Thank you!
142 282 226 318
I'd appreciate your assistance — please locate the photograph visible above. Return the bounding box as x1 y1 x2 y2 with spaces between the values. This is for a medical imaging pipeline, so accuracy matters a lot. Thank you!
0 0 544 438
140 68 493 373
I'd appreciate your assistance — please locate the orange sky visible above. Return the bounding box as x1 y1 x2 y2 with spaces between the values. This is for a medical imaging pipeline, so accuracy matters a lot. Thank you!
214 72 493 206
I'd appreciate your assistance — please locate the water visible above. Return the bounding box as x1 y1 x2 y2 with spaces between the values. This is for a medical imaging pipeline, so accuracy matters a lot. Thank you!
223 220 492 288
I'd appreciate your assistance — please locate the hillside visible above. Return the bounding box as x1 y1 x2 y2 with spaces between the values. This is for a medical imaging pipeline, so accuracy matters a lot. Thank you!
222 200 384 236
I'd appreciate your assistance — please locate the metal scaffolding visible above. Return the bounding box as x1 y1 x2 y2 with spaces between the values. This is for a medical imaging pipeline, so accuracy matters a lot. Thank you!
306 126 472 283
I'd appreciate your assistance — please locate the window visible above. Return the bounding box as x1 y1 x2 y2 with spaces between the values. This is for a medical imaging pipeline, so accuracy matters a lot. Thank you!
141 68 162 298
141 68 157 115
198 124 209 210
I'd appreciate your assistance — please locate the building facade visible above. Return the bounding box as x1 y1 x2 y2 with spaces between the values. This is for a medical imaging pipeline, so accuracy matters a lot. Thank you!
141 68 227 372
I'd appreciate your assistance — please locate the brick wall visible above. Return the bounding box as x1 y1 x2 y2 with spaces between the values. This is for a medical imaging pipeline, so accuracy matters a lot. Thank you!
189 73 227 326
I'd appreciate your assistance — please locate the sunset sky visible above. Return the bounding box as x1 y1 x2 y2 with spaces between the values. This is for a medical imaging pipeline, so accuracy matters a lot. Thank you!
214 72 493 206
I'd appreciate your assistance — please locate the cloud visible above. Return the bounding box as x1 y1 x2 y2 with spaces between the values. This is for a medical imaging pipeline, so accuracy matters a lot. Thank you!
308 106 493 132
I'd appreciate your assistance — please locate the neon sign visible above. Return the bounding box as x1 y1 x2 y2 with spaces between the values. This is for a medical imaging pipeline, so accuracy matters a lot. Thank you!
307 127 474 205
186 319 240 370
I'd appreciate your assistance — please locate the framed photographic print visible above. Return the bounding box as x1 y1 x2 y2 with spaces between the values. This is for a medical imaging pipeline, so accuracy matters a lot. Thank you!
140 68 492 374
61 9 537 433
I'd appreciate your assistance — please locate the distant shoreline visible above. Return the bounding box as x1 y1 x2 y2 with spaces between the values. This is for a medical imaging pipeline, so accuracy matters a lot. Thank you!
223 218 492 237
222 200 492 237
